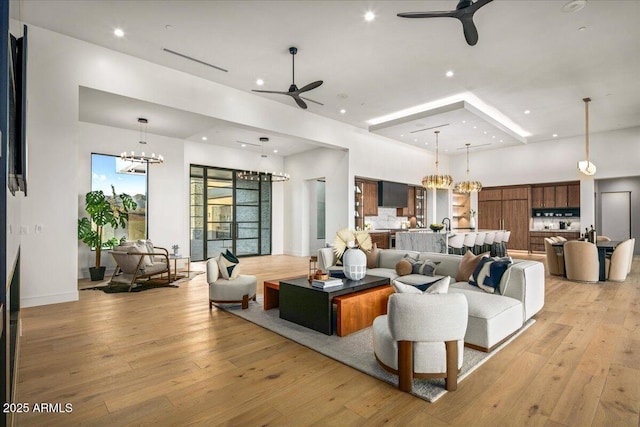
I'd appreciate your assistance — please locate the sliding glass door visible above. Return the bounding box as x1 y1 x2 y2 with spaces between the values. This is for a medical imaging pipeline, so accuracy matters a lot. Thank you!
190 165 271 261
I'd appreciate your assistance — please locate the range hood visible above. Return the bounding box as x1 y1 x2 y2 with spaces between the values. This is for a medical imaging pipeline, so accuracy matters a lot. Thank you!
378 181 408 207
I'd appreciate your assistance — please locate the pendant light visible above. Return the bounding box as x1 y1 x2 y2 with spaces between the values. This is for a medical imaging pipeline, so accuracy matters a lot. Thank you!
454 143 483 193
120 118 164 165
237 137 290 182
422 130 453 189
577 97 596 175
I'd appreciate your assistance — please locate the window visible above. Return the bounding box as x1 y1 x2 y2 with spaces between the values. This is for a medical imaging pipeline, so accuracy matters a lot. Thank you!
91 153 148 242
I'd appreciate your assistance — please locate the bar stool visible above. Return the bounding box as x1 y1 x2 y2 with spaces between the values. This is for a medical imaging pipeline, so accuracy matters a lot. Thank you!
474 232 486 254
492 231 505 257
502 231 511 255
447 233 465 255
462 232 477 254
483 231 496 253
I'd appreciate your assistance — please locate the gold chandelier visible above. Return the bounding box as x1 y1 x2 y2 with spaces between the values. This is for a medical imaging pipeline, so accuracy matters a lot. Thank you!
120 118 164 165
422 130 453 189
237 137 290 182
577 97 596 175
453 143 482 193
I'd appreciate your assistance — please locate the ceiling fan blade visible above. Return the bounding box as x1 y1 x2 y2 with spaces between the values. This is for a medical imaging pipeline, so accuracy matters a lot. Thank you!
291 95 308 109
252 89 290 95
297 80 323 94
300 96 324 106
466 0 494 13
397 11 456 18
459 14 479 46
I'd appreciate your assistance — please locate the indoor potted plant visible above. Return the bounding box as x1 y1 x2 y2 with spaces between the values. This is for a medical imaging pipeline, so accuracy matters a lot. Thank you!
78 185 137 281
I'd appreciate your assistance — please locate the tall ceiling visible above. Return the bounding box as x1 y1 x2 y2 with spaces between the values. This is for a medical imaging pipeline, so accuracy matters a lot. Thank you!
13 0 640 154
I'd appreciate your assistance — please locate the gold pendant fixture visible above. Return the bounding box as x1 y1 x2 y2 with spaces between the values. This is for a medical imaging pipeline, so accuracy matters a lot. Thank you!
422 130 453 189
453 143 482 193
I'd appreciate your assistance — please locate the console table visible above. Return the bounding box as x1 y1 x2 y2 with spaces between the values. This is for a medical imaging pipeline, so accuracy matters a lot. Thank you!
279 275 390 335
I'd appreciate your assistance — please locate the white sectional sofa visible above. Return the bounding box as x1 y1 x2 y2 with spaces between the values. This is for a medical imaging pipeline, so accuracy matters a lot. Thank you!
318 248 545 351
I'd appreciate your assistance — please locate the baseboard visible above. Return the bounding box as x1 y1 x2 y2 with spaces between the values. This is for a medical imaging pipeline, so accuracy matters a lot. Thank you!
21 290 79 308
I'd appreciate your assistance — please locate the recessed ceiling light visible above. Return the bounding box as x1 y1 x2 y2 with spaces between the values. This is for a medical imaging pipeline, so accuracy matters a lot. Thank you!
446 70 454 78
256 78 264 86
241 144 246 147
364 11 375 22
340 109 346 114
462 120 466 124
400 134 404 137
492 135 496 138
424 142 428 145
483 131 487 134
114 28 125 37
273 149 278 153
202 136 208 141
414 139 418 142
473 126 477 129
524 110 531 114
552 133 558 138
562 0 586 13
499 139 503 142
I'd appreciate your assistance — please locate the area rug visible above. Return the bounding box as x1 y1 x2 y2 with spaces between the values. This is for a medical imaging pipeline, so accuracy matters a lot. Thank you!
82 270 204 292
219 296 534 403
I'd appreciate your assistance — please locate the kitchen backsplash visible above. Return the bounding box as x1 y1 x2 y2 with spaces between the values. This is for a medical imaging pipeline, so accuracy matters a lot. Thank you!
365 207 405 230
531 217 581 230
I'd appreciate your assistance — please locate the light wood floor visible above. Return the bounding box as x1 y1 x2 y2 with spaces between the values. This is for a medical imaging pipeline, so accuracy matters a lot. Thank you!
15 252 640 426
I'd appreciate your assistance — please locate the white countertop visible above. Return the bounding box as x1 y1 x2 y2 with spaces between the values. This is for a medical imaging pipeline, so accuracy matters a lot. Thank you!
530 229 580 233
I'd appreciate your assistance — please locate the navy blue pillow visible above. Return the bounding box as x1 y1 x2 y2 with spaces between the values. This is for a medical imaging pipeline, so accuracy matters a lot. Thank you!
221 250 240 276
469 257 512 293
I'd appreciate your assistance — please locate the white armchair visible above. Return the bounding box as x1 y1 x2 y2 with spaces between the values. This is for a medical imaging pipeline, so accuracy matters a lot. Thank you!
372 292 468 392
207 258 257 309
109 241 170 291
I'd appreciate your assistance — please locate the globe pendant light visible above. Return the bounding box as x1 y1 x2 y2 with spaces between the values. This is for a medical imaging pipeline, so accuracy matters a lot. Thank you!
422 130 453 189
577 97 596 175
453 143 482 193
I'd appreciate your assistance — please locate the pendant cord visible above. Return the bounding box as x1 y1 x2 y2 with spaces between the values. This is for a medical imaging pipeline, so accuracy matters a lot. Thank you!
435 131 440 174
584 97 590 162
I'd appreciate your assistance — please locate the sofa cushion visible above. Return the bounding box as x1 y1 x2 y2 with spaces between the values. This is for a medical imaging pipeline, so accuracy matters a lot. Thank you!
378 250 419 269
395 260 412 276
455 250 489 282
366 268 399 280
398 274 445 287
366 243 379 269
392 276 450 294
470 257 513 294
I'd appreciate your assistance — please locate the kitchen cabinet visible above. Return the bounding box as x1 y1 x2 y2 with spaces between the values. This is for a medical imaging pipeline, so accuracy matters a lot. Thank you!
529 231 580 252
531 182 580 208
369 231 390 249
396 185 425 219
363 180 378 216
478 185 529 250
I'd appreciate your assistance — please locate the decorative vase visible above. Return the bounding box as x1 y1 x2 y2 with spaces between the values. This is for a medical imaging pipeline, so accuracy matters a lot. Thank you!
342 248 367 280
469 217 476 230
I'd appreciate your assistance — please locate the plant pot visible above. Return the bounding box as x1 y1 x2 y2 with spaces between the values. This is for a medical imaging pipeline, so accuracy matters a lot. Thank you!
342 248 367 281
89 266 106 281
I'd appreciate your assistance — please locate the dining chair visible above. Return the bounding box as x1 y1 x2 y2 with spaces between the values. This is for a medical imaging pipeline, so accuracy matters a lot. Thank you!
502 231 511 255
474 232 486 255
564 240 599 283
492 231 505 257
483 231 496 253
605 238 634 282
447 234 465 255
462 232 477 254
543 238 564 276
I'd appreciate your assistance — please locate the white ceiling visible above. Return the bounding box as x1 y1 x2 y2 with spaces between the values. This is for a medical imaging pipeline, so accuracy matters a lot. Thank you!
15 0 640 154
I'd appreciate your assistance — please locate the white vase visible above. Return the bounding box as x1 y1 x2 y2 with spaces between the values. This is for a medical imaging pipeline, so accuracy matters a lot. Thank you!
470 217 476 230
342 248 367 280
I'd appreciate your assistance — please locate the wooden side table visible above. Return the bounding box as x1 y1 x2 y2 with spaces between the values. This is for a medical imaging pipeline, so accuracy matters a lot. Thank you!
263 280 280 310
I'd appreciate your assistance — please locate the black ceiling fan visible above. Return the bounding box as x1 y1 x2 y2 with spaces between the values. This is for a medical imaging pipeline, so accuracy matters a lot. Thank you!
252 47 323 109
397 0 494 46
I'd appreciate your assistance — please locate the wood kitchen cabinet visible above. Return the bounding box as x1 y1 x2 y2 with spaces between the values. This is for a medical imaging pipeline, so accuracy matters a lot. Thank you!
531 182 580 208
363 180 378 216
397 185 424 218
530 231 580 252
478 185 529 251
369 232 389 249
567 183 580 207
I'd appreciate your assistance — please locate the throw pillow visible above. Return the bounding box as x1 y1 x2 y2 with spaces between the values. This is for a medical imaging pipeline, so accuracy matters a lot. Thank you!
456 250 489 282
391 280 422 294
133 242 154 266
425 276 451 294
392 276 451 294
218 251 240 279
412 259 440 276
366 243 379 269
395 260 413 276
469 257 513 294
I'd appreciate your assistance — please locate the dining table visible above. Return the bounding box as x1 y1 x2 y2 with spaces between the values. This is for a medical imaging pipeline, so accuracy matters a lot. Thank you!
551 239 621 281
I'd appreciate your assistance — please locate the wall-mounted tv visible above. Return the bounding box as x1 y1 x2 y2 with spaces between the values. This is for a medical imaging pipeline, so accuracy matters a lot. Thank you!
8 25 27 196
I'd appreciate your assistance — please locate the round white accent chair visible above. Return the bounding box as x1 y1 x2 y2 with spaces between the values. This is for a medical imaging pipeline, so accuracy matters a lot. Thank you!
207 258 257 309
373 292 468 392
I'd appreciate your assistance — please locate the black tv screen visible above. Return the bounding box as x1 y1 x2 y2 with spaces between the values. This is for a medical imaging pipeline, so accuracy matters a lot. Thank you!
7 25 26 196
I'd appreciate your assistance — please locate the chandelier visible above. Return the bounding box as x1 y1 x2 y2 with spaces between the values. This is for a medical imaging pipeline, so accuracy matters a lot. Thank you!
120 118 164 165
422 130 453 189
577 97 596 175
453 143 483 193
237 137 290 182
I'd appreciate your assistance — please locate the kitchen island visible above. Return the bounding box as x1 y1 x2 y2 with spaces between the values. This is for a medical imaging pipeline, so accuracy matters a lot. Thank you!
396 230 449 253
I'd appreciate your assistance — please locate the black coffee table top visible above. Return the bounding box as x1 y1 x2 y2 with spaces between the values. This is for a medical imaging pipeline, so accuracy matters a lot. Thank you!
280 275 389 295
